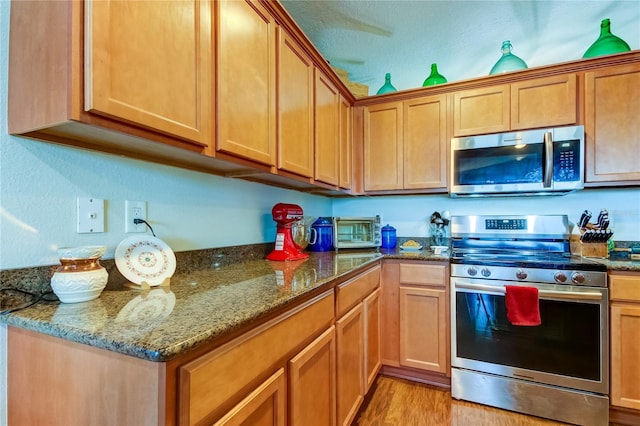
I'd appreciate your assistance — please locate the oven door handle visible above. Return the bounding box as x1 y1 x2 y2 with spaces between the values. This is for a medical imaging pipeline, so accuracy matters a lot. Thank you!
455 282 604 301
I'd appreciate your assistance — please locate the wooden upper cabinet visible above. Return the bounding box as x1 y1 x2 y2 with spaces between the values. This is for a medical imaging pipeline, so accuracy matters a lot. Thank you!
85 1 213 146
584 63 640 183
339 95 353 190
217 0 276 166
403 94 448 189
315 71 341 186
364 96 447 192
453 74 577 136
277 28 314 178
511 74 577 130
453 85 510 136
9 0 212 152
363 102 403 191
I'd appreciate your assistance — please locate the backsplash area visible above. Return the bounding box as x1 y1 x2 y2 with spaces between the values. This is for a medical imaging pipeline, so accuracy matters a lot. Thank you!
332 188 640 242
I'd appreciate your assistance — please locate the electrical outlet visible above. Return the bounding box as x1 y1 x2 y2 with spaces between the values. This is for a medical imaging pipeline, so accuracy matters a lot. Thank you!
77 197 105 233
125 200 147 233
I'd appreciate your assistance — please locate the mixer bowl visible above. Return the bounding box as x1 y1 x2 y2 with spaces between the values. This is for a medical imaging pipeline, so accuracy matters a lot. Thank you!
292 217 316 250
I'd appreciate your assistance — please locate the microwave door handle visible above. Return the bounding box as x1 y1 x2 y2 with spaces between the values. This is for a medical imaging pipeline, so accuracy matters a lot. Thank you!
543 132 553 188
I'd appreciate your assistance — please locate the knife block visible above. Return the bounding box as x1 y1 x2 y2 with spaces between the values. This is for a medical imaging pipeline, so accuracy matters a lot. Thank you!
570 233 609 258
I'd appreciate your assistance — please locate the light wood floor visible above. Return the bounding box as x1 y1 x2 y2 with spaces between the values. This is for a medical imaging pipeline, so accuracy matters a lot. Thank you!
354 375 573 426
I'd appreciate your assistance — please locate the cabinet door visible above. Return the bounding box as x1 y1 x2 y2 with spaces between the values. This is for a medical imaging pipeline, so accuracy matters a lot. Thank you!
380 261 400 367
511 74 577 130
585 63 640 183
315 71 341 185
277 28 314 177
611 303 640 410
399 286 447 373
363 288 381 393
289 327 336 426
339 95 352 189
217 0 276 165
453 85 510 136
214 369 286 426
363 102 403 191
404 95 448 189
336 303 364 426
86 1 213 146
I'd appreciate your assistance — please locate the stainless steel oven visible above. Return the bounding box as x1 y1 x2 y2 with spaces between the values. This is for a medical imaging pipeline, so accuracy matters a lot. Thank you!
450 215 609 426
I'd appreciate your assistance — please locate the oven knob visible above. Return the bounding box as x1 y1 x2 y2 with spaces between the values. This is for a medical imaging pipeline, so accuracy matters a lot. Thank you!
516 269 527 280
481 268 491 277
554 272 567 283
467 267 478 276
571 272 586 284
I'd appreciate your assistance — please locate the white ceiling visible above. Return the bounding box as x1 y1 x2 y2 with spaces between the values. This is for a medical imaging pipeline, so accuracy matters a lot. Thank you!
281 0 640 95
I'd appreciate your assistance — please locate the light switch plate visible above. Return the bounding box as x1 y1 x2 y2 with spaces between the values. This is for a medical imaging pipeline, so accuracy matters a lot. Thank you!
77 197 105 233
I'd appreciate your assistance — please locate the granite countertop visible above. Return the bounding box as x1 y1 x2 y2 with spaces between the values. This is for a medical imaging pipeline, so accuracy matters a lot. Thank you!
2 251 386 362
2 245 638 364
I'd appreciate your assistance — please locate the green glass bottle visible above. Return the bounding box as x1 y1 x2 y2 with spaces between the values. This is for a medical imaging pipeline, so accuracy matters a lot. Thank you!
583 18 631 58
423 63 447 86
489 40 528 75
376 73 397 94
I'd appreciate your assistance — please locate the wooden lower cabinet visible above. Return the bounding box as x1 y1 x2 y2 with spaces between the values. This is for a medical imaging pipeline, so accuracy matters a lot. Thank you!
336 303 364 426
334 264 381 425
289 326 337 426
399 286 447 373
213 368 286 426
610 272 640 412
179 291 334 425
363 287 382 392
380 260 450 382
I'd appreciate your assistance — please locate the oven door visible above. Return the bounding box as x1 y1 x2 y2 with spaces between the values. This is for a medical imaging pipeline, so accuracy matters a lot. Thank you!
451 277 608 395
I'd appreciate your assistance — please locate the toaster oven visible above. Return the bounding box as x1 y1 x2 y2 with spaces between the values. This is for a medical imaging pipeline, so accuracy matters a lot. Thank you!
332 216 382 249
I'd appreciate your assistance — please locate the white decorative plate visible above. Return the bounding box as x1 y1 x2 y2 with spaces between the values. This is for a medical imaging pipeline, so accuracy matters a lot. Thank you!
400 245 423 251
115 236 176 286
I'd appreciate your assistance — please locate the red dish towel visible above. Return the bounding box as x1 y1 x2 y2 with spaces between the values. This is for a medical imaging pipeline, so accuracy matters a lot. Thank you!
505 285 541 326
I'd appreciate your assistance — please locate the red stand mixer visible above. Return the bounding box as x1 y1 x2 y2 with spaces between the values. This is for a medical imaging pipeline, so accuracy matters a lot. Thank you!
266 203 309 261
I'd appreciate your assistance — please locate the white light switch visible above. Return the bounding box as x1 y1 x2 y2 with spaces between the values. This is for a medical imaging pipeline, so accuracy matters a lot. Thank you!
77 197 105 233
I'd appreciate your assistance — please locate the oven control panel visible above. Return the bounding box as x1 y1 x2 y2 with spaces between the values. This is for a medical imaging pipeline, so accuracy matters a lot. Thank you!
485 218 527 230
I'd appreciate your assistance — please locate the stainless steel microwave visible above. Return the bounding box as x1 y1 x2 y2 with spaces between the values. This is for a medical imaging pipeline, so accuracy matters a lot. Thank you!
332 216 382 249
450 125 584 197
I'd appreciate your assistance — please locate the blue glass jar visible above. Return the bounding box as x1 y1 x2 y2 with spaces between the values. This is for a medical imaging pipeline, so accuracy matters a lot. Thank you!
381 224 397 249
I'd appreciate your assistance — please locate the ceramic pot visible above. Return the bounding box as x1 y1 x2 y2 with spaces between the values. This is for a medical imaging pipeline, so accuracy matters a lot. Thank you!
51 245 108 303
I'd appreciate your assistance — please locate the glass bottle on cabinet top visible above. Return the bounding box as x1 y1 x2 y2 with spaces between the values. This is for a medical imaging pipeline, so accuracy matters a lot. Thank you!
376 73 397 94
489 40 528 75
583 18 631 58
423 63 447 86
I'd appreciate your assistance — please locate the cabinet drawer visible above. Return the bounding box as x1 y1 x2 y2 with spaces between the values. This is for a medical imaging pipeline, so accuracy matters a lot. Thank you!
179 290 334 426
336 265 381 317
399 263 446 286
610 274 640 302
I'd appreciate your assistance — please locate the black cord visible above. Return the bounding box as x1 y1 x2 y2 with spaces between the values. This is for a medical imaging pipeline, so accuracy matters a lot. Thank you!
134 218 156 237
1 288 58 315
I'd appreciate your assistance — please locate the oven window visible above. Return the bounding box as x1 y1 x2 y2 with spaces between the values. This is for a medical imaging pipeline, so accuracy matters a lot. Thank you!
335 221 373 244
454 144 543 186
455 292 601 381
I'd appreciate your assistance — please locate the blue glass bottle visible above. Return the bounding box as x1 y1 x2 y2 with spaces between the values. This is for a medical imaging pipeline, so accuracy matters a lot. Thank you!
489 41 528 75
376 73 397 94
